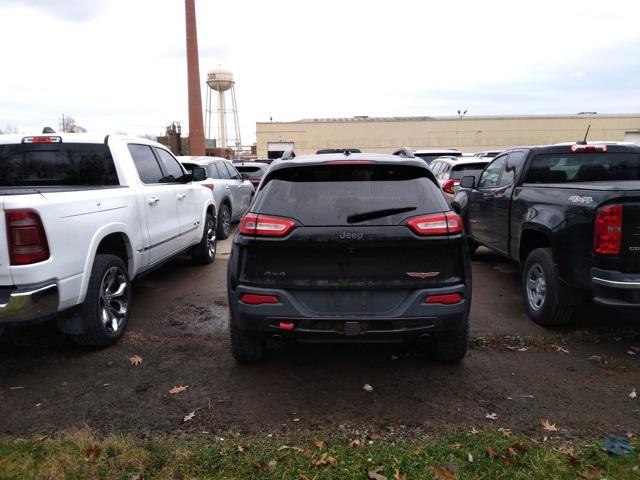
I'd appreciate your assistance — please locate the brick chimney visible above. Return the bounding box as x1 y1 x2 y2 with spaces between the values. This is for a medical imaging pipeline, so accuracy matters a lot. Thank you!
185 0 206 155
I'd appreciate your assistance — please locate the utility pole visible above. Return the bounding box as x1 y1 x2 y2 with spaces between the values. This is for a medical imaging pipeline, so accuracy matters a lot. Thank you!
185 0 206 155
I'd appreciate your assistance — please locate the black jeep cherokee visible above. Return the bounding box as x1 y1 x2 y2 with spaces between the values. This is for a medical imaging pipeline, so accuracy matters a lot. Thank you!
227 153 472 362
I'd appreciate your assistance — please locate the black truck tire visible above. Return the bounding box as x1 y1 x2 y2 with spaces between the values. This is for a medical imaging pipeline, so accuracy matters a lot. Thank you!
230 326 265 362
72 254 131 346
191 213 216 265
430 320 469 362
522 248 573 326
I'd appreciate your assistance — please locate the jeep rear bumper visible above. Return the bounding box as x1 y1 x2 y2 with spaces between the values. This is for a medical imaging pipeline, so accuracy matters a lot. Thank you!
229 285 469 340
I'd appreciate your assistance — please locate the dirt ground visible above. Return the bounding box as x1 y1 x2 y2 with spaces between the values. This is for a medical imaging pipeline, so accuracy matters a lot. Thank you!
1 230 639 440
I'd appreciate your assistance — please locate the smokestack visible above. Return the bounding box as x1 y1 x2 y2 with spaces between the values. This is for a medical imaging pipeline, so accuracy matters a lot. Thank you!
185 0 206 155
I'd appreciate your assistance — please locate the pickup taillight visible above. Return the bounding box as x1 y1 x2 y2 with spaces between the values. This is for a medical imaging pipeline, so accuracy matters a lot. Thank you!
593 204 623 255
5 210 50 265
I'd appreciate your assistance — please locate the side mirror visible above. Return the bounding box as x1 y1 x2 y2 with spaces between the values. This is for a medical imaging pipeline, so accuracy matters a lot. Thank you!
460 176 475 189
240 173 250 181
191 166 207 182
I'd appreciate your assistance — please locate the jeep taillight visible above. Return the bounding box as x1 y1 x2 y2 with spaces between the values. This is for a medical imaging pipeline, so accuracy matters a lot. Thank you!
593 204 622 255
407 212 463 236
6 210 50 265
239 213 296 237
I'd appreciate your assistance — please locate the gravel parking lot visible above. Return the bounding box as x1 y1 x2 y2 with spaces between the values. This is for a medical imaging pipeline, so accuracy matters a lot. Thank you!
1 228 638 440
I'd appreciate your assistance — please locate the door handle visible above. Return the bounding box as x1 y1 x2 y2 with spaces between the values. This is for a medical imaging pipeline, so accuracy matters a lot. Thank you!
148 197 160 205
177 193 186 200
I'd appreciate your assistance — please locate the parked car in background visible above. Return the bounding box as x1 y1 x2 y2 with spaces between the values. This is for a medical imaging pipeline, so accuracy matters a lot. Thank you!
227 152 471 362
233 161 270 189
430 157 492 201
0 133 216 345
452 142 640 326
179 157 255 240
474 150 504 159
413 149 462 165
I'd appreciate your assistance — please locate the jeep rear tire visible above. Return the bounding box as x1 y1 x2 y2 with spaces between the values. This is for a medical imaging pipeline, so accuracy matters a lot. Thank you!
522 248 573 326
430 321 469 362
230 326 265 362
72 254 131 346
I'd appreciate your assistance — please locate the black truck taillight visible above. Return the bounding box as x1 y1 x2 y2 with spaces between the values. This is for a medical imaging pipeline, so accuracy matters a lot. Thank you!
593 204 623 255
6 210 50 265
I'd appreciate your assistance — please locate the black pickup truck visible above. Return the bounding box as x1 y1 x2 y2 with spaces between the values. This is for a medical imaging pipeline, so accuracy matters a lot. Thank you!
452 142 640 326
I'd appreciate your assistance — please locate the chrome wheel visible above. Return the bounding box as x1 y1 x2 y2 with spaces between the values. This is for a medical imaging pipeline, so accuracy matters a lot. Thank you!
207 218 216 258
221 207 231 237
99 266 128 333
526 263 546 311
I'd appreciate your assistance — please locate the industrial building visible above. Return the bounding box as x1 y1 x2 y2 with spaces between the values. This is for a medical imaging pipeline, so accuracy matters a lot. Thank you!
256 113 640 159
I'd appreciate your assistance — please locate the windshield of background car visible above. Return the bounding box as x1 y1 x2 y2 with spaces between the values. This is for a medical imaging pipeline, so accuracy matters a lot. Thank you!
235 165 265 178
414 153 461 164
0 143 119 187
252 164 446 226
525 152 640 183
450 162 489 179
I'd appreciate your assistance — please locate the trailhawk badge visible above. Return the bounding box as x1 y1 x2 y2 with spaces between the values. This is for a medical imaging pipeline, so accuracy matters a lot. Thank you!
406 272 440 279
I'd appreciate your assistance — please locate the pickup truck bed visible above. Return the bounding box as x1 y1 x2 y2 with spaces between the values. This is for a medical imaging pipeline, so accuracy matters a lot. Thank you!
453 142 640 325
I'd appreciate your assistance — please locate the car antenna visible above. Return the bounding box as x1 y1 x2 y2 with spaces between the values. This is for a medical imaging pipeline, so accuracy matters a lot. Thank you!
576 124 591 145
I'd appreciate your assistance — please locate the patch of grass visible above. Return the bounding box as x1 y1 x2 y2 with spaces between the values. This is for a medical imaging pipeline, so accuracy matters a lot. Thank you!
1 429 638 479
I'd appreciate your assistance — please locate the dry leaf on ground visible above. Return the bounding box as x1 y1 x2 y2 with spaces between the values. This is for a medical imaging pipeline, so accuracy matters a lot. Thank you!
486 446 499 458
168 385 189 395
541 419 558 432
431 465 457 480
467 452 474 463
368 467 388 480
413 446 424 455
580 467 604 479
83 445 101 460
368 432 383 441
311 453 337 466
183 411 195 422
129 355 143 366
450 442 463 449
314 438 325 450
350 439 363 448
268 460 277 471
393 468 407 480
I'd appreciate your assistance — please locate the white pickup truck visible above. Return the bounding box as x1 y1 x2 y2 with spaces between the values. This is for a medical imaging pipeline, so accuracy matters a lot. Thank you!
0 133 216 346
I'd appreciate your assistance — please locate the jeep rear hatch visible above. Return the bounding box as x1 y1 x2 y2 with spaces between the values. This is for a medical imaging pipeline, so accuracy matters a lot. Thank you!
236 164 465 294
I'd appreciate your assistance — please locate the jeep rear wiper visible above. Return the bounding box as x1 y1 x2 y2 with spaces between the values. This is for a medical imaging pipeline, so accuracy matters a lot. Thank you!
347 206 416 224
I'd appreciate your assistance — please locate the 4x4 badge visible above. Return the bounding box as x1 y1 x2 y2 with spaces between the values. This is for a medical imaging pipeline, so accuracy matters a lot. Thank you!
406 272 439 279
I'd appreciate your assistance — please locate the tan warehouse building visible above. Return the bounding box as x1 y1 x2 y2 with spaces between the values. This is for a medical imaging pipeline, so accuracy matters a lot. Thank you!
256 114 640 159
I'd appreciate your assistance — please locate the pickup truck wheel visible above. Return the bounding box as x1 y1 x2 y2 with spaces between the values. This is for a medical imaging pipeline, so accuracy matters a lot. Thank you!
191 213 216 264
230 326 265 362
217 204 231 240
522 248 573 326
72 254 131 346
430 320 469 362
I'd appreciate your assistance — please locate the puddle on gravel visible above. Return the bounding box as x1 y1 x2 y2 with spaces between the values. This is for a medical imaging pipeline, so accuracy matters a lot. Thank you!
163 303 229 335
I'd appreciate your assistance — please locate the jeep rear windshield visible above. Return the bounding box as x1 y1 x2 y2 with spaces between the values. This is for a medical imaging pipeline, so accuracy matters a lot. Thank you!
252 164 446 226
0 143 119 187
525 153 640 183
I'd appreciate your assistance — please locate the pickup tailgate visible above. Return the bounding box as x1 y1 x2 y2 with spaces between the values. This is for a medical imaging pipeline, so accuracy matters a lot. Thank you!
0 198 11 285
622 191 640 267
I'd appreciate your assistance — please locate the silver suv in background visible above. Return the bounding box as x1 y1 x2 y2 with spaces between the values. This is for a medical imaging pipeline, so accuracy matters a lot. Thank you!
179 156 255 239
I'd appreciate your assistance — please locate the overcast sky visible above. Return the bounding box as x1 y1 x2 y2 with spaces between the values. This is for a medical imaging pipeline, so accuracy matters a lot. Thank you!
1 0 639 143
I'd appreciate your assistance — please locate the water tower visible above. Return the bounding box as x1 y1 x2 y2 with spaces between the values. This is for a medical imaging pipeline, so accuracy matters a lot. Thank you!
205 66 241 151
